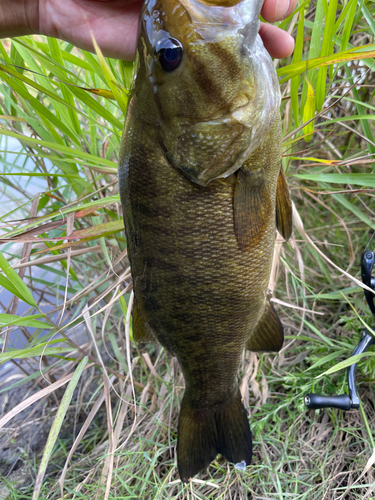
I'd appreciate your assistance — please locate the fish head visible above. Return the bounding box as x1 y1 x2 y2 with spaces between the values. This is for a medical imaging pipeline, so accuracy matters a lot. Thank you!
135 0 280 186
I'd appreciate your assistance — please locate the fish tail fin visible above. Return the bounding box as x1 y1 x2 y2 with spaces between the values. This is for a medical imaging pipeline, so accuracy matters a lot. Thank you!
177 388 252 482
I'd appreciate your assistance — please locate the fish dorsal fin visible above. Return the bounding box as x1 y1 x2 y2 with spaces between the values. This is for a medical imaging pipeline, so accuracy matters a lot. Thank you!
234 168 271 251
132 298 156 343
245 296 284 352
276 167 293 241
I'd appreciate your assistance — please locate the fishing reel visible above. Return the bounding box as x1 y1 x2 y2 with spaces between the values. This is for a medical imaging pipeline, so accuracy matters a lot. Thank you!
305 251 375 411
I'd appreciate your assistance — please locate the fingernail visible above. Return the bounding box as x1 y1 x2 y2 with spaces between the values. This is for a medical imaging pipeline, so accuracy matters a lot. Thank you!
275 0 290 20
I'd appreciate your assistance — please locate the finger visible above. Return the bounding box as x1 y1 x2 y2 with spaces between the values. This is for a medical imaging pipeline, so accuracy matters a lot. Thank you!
261 0 297 23
259 23 295 59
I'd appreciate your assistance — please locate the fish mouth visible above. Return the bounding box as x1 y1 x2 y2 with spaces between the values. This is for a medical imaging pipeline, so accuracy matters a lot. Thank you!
178 0 263 36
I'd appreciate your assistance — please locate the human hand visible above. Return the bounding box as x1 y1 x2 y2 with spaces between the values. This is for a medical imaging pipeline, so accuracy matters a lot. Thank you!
35 0 296 60
260 0 297 59
37 0 143 60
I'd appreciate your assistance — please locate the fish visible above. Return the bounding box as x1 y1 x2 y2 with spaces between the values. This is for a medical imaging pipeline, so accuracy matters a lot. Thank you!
118 0 293 482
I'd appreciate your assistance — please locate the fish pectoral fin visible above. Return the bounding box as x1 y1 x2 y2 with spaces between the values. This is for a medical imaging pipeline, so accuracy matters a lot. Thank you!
234 167 271 251
245 297 284 352
177 388 252 483
276 166 293 241
132 299 157 343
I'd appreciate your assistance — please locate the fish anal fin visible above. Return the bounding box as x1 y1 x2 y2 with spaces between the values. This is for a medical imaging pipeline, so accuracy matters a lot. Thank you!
234 168 271 251
276 167 293 241
245 298 284 352
177 388 252 482
132 298 157 343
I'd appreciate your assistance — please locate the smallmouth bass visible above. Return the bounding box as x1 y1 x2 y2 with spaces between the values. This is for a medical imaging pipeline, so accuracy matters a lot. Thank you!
118 0 293 481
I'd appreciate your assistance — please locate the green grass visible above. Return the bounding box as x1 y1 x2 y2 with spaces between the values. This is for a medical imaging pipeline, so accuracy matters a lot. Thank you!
1 1 375 499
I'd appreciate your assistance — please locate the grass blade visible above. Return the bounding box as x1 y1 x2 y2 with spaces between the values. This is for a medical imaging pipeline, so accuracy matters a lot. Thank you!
302 78 315 141
31 357 89 500
293 173 375 187
291 5 305 128
339 0 357 51
91 36 128 116
0 313 52 328
316 352 375 378
315 0 338 111
0 250 37 307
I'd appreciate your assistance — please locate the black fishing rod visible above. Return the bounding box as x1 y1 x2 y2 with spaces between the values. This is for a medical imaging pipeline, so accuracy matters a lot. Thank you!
305 251 375 411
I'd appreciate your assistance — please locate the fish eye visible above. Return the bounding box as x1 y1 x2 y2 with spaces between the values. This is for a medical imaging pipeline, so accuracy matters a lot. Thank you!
156 37 183 72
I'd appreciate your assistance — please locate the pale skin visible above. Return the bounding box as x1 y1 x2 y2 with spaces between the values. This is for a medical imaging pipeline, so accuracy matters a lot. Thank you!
0 0 297 60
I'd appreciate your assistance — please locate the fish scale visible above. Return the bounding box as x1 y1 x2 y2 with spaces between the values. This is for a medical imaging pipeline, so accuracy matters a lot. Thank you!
119 0 293 482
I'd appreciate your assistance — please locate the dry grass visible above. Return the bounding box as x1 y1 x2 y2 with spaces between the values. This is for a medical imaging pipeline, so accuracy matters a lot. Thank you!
1 0 375 498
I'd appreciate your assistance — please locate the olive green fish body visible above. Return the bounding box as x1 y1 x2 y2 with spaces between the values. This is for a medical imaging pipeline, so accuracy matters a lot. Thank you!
119 0 292 481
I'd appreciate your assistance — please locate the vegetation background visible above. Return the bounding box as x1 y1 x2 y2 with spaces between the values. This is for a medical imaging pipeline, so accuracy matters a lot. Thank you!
0 0 375 498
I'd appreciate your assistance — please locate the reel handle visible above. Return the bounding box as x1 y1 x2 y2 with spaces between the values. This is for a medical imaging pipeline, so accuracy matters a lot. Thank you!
305 393 351 411
361 251 375 314
304 251 375 412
